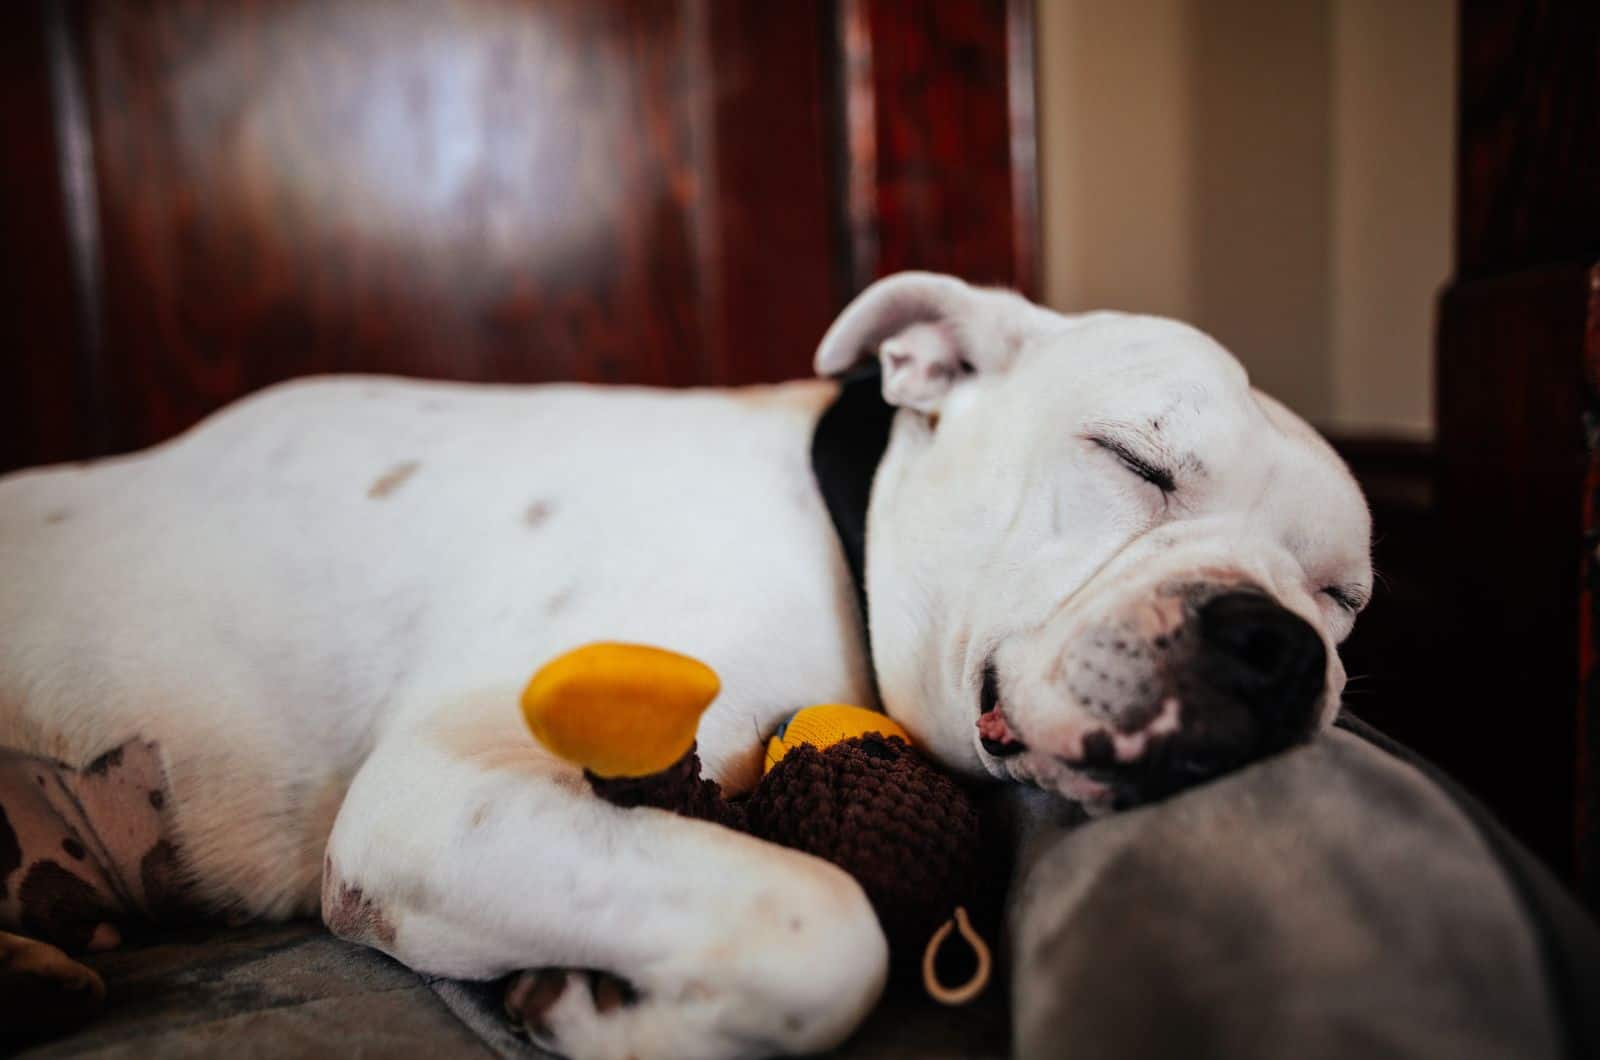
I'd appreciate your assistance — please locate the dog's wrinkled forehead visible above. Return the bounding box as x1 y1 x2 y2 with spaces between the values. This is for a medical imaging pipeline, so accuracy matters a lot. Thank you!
990 312 1250 433
816 272 1368 555
997 316 1369 580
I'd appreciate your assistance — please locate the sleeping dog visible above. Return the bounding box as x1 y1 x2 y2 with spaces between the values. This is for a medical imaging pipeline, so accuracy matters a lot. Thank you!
0 272 1371 1057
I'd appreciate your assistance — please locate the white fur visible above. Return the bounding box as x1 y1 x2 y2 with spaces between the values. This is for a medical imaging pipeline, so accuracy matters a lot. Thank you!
0 273 1370 1058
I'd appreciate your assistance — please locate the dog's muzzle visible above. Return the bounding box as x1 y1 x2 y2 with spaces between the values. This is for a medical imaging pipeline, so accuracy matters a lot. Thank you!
981 588 1328 805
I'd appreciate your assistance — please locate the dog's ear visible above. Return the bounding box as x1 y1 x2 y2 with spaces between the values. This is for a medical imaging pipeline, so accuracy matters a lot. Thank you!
813 272 1055 413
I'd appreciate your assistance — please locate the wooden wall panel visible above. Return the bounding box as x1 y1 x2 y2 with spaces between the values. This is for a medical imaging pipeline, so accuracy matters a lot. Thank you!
841 0 1037 296
80 0 781 452
1437 0 1600 891
1436 265 1592 877
700 1 838 385
1457 0 1600 278
1580 269 1600 905
0 1 93 470
0 0 1034 470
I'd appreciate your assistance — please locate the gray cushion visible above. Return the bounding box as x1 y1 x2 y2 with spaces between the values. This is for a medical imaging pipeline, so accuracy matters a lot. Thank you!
1006 727 1568 1058
12 922 495 1059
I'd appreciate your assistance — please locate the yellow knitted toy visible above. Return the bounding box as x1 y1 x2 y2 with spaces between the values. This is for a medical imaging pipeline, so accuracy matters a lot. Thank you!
765 704 913 773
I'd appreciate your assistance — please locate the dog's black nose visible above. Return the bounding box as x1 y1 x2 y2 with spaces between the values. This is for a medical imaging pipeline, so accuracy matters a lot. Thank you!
1088 591 1329 807
1197 591 1326 746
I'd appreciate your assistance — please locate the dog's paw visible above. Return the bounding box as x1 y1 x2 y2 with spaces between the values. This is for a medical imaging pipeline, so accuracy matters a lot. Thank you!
0 930 106 1041
504 967 640 1059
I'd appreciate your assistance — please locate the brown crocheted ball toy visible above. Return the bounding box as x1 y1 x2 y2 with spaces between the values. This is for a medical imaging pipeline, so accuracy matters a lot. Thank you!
748 732 980 955
521 643 992 1004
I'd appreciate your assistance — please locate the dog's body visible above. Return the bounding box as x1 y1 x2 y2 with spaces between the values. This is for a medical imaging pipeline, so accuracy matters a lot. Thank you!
0 274 1371 1058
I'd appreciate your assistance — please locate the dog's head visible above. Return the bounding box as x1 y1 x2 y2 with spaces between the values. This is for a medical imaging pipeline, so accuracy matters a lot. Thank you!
817 272 1372 812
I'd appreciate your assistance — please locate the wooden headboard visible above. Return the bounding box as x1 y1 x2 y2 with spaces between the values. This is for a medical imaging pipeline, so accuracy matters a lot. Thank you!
1 0 1037 472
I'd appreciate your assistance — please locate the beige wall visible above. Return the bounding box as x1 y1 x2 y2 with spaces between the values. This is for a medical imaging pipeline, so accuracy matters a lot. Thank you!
1037 0 1453 439
1327 0 1455 437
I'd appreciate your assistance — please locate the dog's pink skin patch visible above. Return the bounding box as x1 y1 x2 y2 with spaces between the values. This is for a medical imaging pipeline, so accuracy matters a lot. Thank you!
0 739 193 949
321 856 396 949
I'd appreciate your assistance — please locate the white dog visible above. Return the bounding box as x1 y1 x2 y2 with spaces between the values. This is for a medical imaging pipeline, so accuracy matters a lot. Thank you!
0 272 1370 1057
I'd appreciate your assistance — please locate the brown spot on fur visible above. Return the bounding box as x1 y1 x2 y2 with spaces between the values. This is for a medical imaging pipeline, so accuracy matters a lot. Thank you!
322 870 396 947
83 746 123 776
544 585 578 615
367 460 420 499
469 803 491 829
0 804 19 900
523 499 556 528
44 509 71 525
19 861 116 951
148 789 165 810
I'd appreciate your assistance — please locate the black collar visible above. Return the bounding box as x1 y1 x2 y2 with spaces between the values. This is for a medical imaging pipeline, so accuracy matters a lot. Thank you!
809 365 895 653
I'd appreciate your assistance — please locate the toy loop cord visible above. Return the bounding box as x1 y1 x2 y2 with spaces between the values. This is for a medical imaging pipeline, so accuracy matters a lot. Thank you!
921 906 991 1006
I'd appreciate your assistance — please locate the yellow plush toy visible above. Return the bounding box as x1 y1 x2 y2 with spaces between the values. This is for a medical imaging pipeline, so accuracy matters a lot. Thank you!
521 642 991 1005
764 701 912 768
520 642 721 778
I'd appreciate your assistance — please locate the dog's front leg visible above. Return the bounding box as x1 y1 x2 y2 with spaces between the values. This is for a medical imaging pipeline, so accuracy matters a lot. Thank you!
324 703 887 1060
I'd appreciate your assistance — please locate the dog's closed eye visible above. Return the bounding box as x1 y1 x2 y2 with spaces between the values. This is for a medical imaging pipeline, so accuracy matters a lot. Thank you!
1087 435 1176 494
1319 585 1366 614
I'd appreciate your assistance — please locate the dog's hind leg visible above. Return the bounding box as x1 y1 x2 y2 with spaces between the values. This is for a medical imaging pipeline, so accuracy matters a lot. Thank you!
323 703 888 1060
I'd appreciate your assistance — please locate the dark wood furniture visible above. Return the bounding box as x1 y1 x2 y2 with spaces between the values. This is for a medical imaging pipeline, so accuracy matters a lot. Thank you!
1434 1 1600 898
0 0 1037 473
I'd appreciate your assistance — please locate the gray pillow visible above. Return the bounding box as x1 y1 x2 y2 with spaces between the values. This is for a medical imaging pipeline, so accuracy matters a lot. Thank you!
1006 721 1598 1059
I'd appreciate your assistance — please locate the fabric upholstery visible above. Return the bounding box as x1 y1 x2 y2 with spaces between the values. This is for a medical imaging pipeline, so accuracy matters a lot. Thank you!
1006 727 1566 1059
